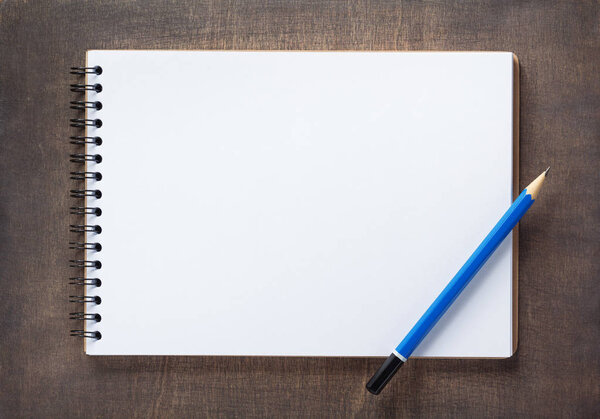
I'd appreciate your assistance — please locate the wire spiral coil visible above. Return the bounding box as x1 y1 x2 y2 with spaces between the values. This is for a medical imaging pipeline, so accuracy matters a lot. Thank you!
70 64 103 340
70 206 102 216
70 101 103 110
70 66 103 75
70 153 102 164
69 242 102 251
69 277 102 286
70 118 103 128
70 171 103 180
69 295 102 304
70 83 103 93
70 312 102 322
70 189 102 199
70 137 103 146
70 330 102 339
69 260 102 269
70 224 102 234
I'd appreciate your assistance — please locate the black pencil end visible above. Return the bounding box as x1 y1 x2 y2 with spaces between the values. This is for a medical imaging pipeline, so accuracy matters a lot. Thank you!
366 353 404 395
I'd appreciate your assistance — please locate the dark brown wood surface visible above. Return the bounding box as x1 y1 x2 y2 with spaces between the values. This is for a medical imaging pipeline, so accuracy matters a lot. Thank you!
1 1 598 417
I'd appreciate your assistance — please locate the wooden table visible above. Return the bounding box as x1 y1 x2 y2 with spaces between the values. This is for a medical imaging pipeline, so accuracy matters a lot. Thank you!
1 1 598 416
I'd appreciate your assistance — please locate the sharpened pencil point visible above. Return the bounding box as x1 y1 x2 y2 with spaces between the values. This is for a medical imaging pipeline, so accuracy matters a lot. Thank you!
525 169 549 200
545 167 550 176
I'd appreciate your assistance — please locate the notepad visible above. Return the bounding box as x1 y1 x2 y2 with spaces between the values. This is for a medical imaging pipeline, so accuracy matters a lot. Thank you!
74 51 518 356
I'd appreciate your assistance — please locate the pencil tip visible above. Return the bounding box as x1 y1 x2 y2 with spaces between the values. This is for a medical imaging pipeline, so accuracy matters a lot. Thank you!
545 166 550 176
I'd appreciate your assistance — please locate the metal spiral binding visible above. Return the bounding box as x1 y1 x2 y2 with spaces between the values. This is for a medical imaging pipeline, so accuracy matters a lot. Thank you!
69 260 102 269
70 224 102 233
70 136 103 146
70 312 102 322
69 242 102 251
70 189 102 199
70 153 102 163
69 295 102 304
70 66 103 75
69 277 102 286
70 207 102 216
70 171 103 180
70 118 103 128
70 64 103 340
70 101 103 110
70 330 102 339
70 83 103 93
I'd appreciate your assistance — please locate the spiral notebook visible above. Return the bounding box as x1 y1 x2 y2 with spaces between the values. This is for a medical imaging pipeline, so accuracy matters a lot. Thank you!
69 51 519 356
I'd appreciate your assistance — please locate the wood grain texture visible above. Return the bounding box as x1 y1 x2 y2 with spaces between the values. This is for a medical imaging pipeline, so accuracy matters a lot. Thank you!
0 0 598 417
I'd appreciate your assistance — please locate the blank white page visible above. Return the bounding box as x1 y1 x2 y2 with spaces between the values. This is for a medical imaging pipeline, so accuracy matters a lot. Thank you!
83 51 515 356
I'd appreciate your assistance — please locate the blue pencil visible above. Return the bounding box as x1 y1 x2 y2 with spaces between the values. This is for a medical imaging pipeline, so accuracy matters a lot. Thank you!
366 168 550 395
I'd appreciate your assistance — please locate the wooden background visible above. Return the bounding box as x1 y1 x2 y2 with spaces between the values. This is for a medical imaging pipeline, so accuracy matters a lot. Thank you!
1 0 598 417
